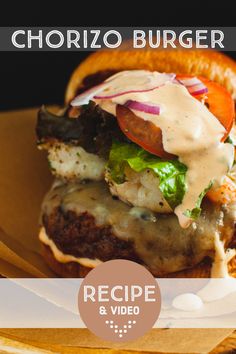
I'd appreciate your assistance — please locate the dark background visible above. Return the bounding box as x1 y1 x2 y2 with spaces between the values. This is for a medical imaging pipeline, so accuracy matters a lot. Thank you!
1 2 236 111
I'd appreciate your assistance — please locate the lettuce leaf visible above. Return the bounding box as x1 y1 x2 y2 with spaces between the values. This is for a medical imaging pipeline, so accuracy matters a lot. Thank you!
108 141 187 209
183 182 213 220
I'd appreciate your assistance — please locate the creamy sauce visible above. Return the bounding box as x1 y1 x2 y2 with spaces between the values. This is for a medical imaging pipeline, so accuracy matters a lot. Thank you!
93 71 234 228
42 180 236 276
210 202 236 278
39 227 102 268
197 232 236 300
211 232 235 278
213 236 229 278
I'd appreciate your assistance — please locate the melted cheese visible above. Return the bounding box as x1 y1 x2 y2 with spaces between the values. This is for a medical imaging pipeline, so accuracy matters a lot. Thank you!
41 180 236 276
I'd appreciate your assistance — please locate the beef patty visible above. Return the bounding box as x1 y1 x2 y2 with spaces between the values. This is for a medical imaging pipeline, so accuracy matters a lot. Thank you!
40 180 236 276
42 208 141 263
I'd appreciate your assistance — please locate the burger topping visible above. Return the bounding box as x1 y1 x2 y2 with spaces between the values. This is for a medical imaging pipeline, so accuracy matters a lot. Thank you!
176 75 235 141
116 105 172 159
124 100 161 115
71 70 234 228
37 70 235 228
46 142 106 181
37 103 127 158
107 140 186 210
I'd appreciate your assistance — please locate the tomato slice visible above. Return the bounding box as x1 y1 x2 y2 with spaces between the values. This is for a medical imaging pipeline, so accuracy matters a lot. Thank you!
116 105 174 159
116 76 235 158
176 75 235 141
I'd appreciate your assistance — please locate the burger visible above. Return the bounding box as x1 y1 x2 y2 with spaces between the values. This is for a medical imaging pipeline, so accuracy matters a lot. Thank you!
36 49 236 278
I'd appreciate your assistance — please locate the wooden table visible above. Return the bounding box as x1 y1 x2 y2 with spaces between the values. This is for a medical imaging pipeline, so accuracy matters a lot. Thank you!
0 329 235 353
211 330 236 353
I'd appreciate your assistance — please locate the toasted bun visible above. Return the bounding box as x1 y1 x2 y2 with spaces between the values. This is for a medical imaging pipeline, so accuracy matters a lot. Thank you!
41 240 236 278
65 49 236 103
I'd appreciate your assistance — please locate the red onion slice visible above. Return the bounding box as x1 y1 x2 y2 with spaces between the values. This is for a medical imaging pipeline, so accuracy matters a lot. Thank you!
177 77 208 96
188 83 208 95
125 100 161 115
71 82 109 106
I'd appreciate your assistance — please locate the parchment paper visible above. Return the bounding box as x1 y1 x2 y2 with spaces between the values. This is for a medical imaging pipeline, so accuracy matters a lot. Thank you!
0 108 54 277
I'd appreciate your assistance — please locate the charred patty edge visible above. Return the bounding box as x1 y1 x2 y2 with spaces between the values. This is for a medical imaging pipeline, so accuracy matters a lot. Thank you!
42 208 142 264
41 207 225 277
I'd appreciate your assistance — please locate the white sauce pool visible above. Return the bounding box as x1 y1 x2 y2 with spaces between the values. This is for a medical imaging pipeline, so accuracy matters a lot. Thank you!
172 293 203 311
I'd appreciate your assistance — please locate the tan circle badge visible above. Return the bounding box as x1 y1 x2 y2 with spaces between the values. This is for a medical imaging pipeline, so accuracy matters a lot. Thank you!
78 260 161 342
